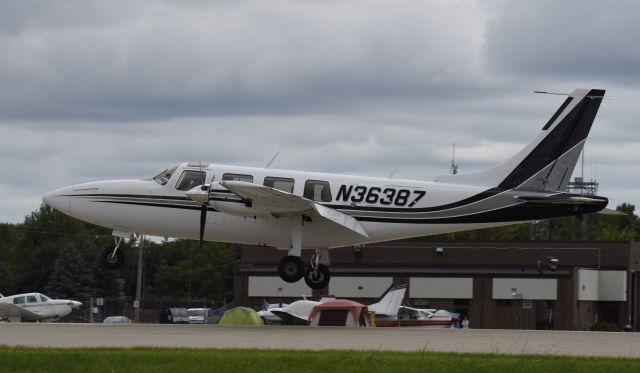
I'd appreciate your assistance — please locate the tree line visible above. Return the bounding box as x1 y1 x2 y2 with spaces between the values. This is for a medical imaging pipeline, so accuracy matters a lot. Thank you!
0 203 638 302
0 204 238 303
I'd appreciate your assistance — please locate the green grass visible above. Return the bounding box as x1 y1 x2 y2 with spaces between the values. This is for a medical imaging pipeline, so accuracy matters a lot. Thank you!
1 347 639 373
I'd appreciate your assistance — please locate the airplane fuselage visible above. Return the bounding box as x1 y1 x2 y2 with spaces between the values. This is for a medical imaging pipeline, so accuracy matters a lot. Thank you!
43 162 605 249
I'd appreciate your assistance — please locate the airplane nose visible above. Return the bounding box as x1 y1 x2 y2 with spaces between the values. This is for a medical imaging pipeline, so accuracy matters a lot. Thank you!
42 187 73 214
69 300 82 309
43 182 103 214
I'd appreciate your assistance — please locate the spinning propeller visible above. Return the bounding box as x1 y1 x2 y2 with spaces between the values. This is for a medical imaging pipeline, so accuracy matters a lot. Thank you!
186 184 211 249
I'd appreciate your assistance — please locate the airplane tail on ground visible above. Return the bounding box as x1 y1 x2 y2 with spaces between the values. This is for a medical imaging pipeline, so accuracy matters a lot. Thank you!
368 284 407 317
436 89 605 192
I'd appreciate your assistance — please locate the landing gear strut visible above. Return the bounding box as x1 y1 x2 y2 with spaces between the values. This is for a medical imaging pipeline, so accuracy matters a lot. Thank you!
102 237 125 269
303 251 330 290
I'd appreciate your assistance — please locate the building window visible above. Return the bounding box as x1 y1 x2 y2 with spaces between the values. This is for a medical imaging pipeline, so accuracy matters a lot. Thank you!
304 180 332 202
264 177 294 193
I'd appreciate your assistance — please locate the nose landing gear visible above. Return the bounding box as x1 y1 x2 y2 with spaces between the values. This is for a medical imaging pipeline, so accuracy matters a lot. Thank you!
102 237 125 269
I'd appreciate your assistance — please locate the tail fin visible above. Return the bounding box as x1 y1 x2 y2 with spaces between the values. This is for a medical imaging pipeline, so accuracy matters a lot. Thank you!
435 88 605 192
368 284 407 317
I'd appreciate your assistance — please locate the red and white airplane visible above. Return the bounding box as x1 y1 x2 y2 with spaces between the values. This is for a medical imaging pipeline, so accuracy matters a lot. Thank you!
43 89 609 289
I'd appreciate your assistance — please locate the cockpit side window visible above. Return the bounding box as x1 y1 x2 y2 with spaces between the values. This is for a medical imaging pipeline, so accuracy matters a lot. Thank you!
175 170 206 191
153 166 178 185
27 295 38 303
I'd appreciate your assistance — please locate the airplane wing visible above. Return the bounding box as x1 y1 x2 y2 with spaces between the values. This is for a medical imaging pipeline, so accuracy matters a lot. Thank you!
0 303 37 322
219 180 368 237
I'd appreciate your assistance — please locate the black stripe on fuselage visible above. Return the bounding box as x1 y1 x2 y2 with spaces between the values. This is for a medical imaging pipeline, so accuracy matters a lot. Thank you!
355 199 607 224
93 200 219 212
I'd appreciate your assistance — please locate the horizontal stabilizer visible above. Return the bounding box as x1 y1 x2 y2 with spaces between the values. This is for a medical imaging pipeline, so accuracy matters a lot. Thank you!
514 194 608 205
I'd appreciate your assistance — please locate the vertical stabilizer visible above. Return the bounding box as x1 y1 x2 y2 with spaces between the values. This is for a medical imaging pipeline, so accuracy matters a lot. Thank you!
435 89 605 192
368 284 407 317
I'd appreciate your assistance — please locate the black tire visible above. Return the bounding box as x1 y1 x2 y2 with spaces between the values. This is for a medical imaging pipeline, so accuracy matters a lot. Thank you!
303 264 330 290
102 247 125 269
278 256 305 283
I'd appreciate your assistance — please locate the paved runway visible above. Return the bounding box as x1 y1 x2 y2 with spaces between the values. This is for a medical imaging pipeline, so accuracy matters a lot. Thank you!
0 323 639 358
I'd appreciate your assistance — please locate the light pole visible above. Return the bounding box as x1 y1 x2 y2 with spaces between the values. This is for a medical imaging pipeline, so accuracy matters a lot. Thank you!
134 235 144 323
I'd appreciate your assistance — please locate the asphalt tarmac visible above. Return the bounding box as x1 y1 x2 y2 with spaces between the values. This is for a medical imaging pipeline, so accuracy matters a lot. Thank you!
0 323 639 358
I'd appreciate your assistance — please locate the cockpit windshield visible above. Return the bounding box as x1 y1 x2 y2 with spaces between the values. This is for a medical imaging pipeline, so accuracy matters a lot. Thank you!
153 165 178 185
38 293 51 302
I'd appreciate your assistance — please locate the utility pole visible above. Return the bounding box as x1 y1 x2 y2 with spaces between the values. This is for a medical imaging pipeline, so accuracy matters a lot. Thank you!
134 235 144 323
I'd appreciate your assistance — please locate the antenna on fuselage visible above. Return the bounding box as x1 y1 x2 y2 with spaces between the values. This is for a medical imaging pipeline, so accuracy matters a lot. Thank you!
264 151 280 169
450 143 458 175
387 166 400 179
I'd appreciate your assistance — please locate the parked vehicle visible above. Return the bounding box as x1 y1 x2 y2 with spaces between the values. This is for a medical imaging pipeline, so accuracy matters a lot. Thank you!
159 307 189 324
102 316 131 324
187 308 214 324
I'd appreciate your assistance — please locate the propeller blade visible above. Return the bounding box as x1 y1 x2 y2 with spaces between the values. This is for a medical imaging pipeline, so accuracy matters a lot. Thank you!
199 204 207 249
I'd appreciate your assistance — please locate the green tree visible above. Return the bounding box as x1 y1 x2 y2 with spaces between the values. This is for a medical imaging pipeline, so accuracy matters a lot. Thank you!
46 244 95 300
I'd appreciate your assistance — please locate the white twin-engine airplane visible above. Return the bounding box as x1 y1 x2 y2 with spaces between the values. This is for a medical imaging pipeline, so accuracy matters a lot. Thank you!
44 89 609 289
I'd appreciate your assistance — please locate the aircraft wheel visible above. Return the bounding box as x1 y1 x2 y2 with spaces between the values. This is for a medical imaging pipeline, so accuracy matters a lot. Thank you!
304 264 330 290
278 255 304 283
101 247 125 269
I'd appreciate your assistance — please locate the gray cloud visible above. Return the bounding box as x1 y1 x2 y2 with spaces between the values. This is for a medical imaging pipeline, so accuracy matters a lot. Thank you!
485 0 640 81
1 0 639 223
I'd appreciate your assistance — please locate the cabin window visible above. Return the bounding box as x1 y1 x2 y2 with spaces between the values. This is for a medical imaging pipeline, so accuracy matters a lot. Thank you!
175 170 206 191
264 177 294 193
222 173 254 183
304 180 332 202
27 295 38 303
13 296 25 305
152 165 178 185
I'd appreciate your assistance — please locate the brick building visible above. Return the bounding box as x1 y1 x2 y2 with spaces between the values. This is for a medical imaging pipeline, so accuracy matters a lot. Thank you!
235 240 640 330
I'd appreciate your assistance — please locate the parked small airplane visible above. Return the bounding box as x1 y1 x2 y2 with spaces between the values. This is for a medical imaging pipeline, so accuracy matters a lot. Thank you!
43 89 608 289
374 306 459 328
0 292 82 322
259 284 407 325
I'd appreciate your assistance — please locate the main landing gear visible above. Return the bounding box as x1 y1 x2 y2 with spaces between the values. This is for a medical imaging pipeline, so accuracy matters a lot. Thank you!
102 236 125 269
277 251 331 290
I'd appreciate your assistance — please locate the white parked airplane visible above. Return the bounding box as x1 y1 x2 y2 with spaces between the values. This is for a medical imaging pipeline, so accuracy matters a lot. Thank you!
0 292 82 322
259 284 407 325
43 89 608 290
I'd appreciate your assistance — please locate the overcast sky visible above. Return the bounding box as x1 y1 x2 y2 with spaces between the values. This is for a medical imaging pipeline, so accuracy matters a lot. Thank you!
2 0 639 223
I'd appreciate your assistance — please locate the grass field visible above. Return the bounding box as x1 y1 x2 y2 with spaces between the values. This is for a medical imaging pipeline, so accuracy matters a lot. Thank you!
1 347 640 373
